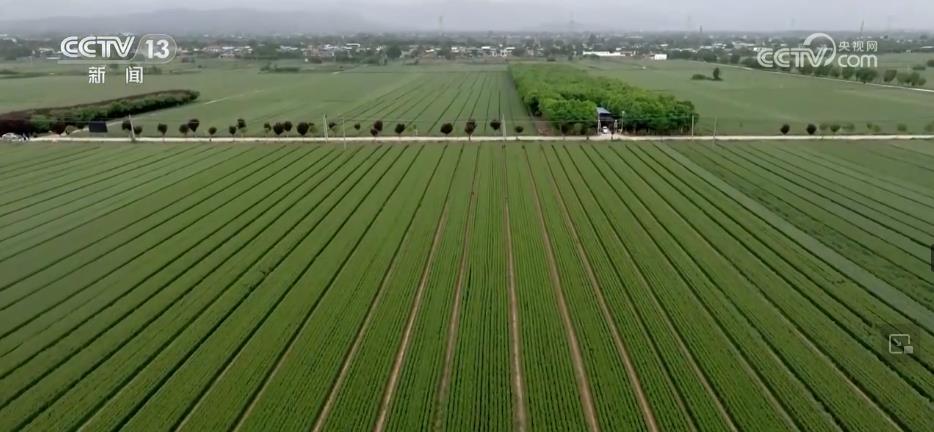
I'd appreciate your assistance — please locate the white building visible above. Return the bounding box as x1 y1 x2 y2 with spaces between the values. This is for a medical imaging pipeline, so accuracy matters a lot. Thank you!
583 51 623 57
652 53 668 60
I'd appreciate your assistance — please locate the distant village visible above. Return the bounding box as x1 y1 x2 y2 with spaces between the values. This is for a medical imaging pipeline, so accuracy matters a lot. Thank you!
4 31 934 64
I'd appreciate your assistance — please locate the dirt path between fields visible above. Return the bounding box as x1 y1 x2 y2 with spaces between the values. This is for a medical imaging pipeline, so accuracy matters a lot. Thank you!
522 147 599 432
431 156 479 432
503 187 529 432
306 226 414 432
538 145 660 432
373 200 451 432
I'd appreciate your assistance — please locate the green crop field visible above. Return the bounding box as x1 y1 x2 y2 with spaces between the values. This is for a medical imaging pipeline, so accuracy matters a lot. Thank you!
0 139 930 431
583 59 934 134
0 63 536 137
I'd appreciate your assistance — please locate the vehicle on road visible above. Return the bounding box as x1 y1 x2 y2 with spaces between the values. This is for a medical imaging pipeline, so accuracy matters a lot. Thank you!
1 133 26 142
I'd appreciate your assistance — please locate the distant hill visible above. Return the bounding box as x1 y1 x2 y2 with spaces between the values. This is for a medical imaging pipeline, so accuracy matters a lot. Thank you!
0 8 390 36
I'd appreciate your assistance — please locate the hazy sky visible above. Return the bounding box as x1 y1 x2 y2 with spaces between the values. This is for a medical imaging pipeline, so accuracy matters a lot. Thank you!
1 0 932 31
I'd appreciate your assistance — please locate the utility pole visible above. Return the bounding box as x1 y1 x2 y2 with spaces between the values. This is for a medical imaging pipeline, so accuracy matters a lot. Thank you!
713 116 718 142
690 115 695 139
323 114 329 144
502 114 507 141
128 114 136 143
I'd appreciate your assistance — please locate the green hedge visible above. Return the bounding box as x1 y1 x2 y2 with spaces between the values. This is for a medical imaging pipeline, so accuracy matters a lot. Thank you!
510 64 697 134
0 90 199 136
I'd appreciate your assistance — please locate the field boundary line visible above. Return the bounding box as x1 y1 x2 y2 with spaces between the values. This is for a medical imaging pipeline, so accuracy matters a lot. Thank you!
0 147 295 350
0 147 318 414
170 146 414 431
791 145 934 212
0 146 177 210
726 144 933 254
587 145 799 431
372 145 465 432
765 146 934 220
637 145 934 387
657 144 934 331
3 147 338 430
615 144 858 431
522 146 600 432
538 145 659 432
502 149 528 432
0 146 152 199
560 145 738 432
0 145 250 269
718 144 934 289
547 145 698 431
305 145 450 432
0 146 101 181
431 146 480 431
83 147 383 432
0 148 272 330
0 145 209 221
617 146 910 429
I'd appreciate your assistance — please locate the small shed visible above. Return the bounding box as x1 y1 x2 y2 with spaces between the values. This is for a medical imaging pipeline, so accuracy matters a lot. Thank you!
596 107 615 129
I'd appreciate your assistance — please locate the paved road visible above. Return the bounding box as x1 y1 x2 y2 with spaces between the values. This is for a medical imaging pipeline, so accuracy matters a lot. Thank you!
26 134 934 143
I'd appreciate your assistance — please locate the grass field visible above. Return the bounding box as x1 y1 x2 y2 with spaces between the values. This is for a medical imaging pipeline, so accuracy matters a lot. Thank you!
0 62 535 137
5 57 934 137
583 59 934 134
0 140 930 431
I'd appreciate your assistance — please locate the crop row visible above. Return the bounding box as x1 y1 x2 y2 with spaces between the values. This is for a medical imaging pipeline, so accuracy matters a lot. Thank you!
0 145 336 429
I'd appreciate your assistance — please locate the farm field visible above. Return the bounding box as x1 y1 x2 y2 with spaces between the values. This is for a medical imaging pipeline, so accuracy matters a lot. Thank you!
584 59 934 135
0 63 535 137
0 140 931 431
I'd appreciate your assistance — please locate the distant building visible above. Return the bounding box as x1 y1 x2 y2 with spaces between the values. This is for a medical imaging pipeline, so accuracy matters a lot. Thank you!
583 51 623 57
652 53 668 60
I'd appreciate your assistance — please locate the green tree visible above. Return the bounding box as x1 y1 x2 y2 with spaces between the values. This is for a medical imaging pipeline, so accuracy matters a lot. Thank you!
208 126 218 137
394 122 406 137
296 122 310 136
179 124 189 137
385 45 403 60
157 123 168 138
780 124 790 135
228 125 237 136
440 123 453 136
883 69 897 83
806 123 817 135
464 119 477 141
712 67 722 81
186 118 200 135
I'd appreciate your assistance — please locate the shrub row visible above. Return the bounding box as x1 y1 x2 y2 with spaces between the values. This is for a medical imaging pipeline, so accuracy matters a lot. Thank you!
510 64 697 134
0 90 200 136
